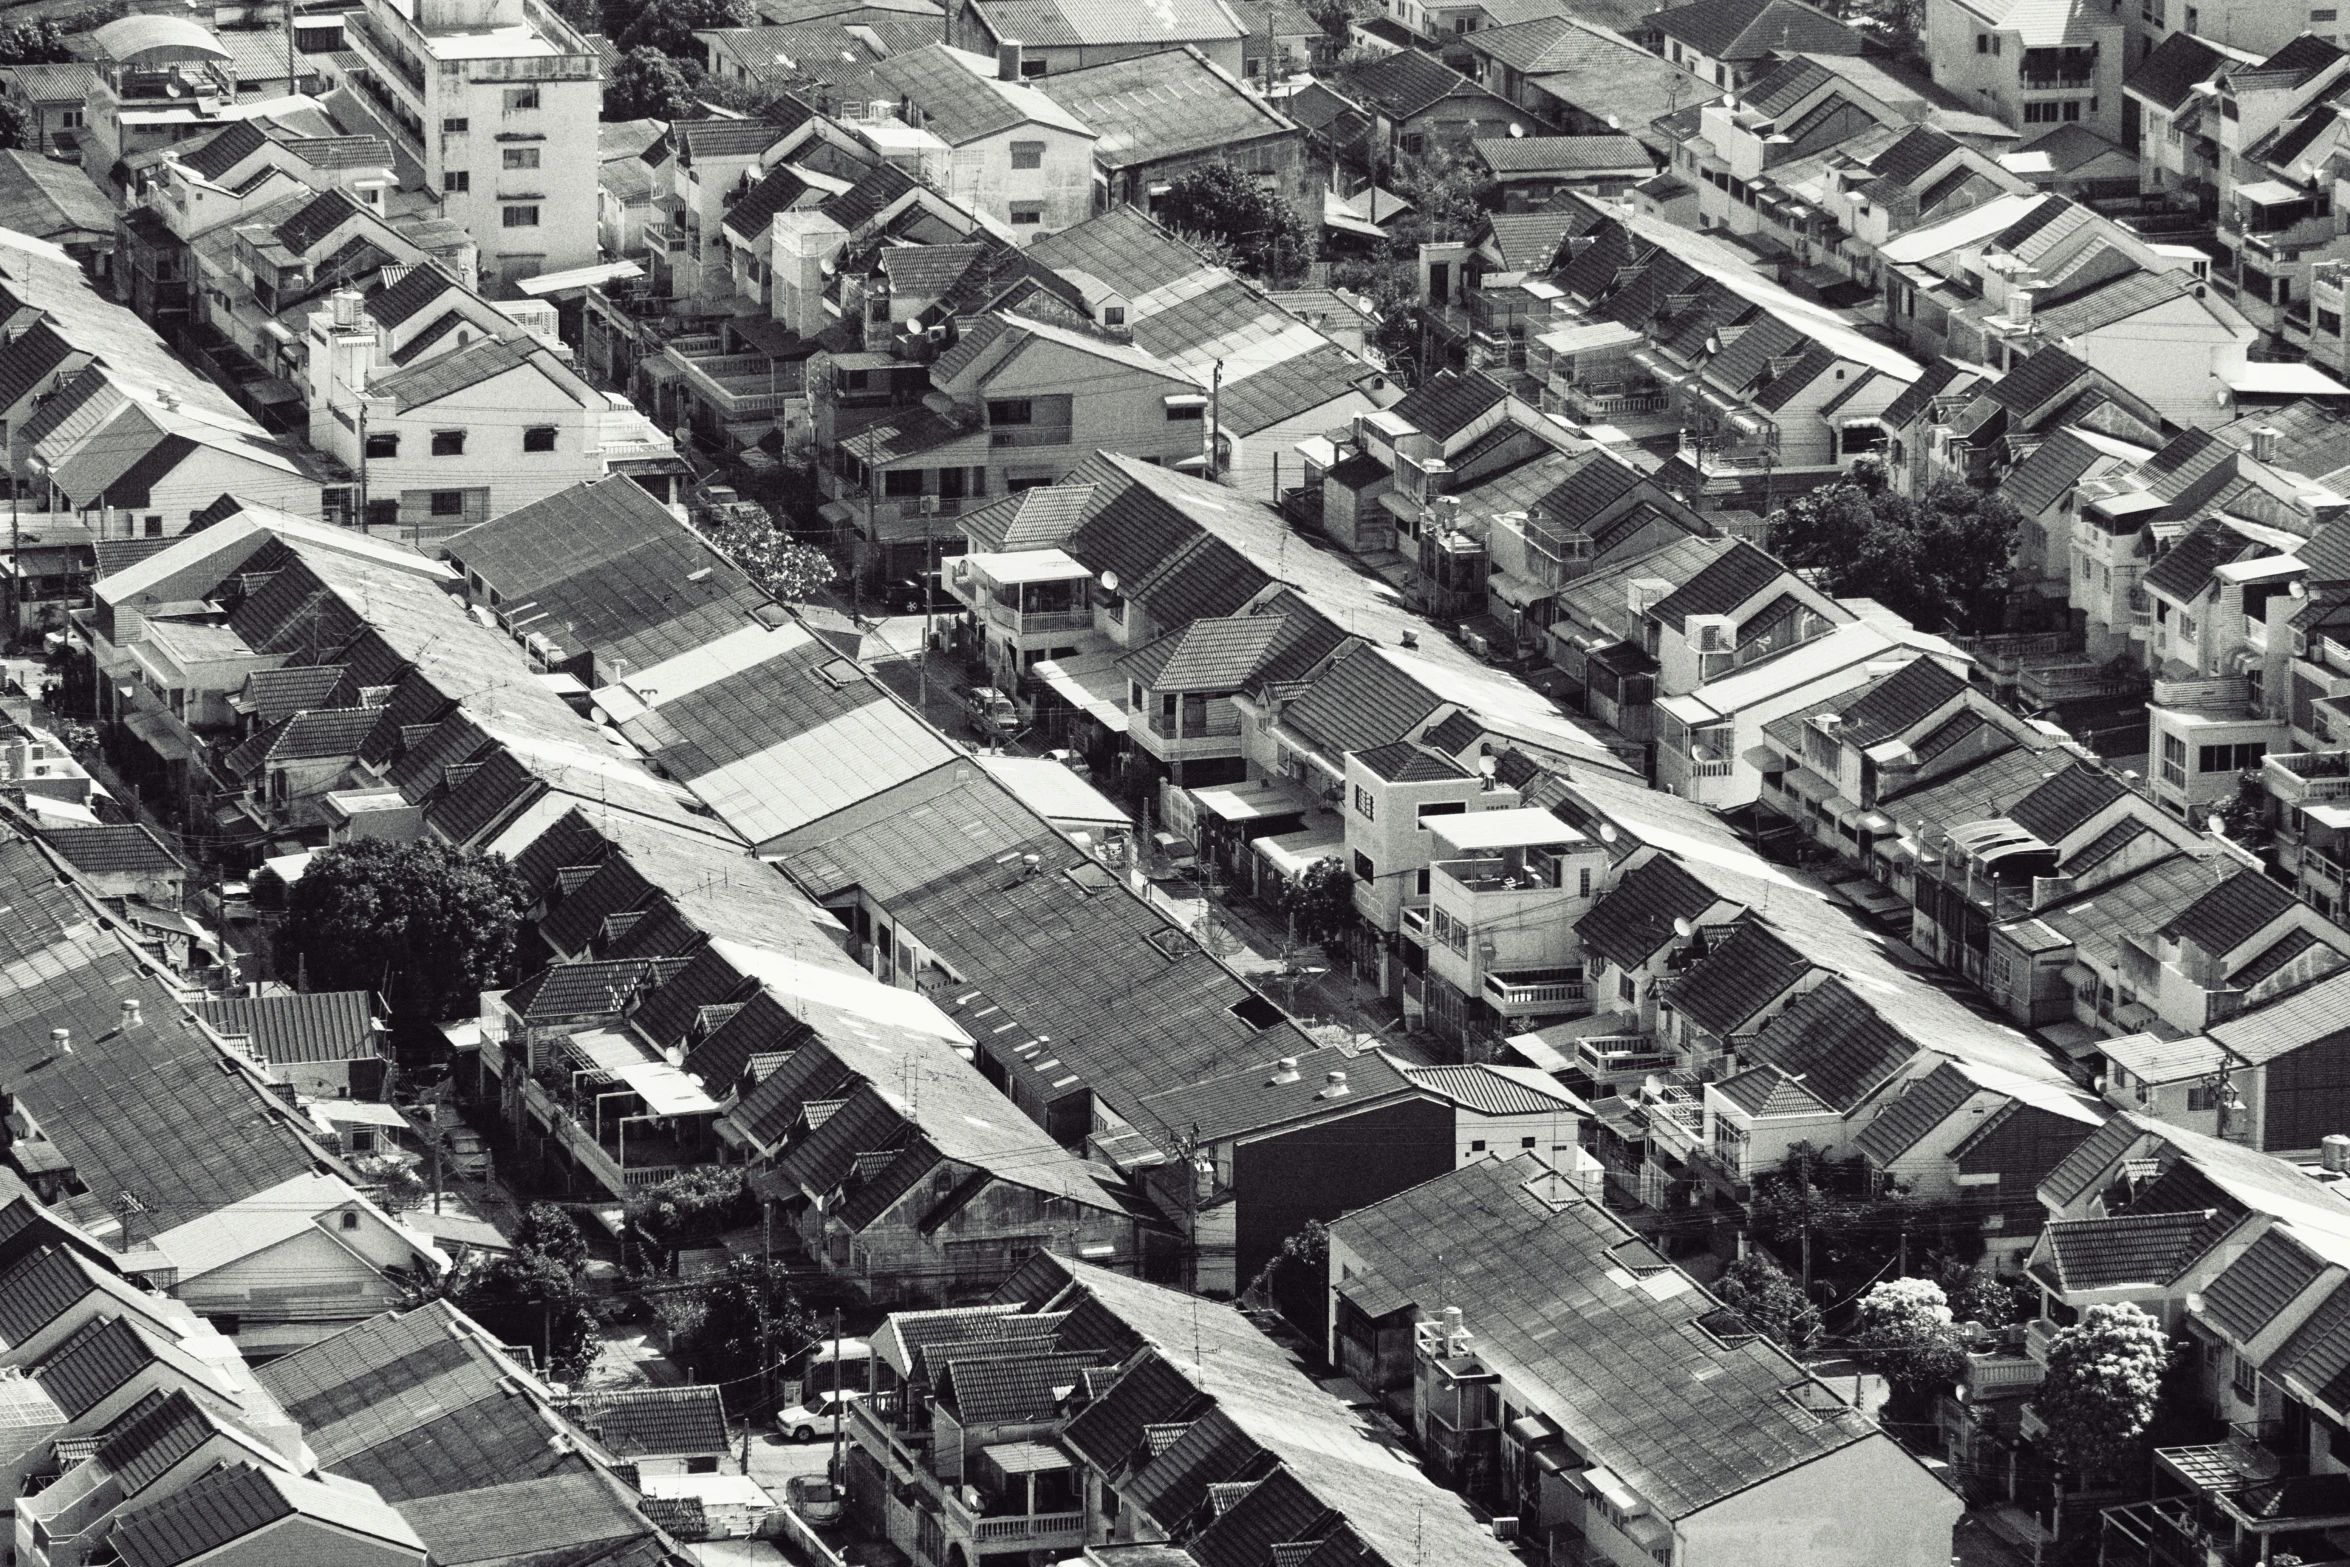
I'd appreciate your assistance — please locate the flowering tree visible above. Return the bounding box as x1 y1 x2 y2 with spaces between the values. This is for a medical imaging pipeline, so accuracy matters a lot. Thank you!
1850 1277 1966 1400
2038 1303 2168 1480
704 508 836 603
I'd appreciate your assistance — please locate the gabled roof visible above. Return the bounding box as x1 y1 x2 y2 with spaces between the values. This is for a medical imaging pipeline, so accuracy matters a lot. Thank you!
111 1459 425 1567
863 44 1094 142
1832 656 1968 747
2006 762 2126 842
1647 0 1859 59
1669 923 1815 1037
1031 46 1295 165
39 823 182 876
191 991 379 1065
2158 867 2297 957
368 335 587 414
2001 428 2107 517
967 0 1245 47
2201 1226 2328 1343
560 1385 728 1457
2034 1208 2232 1293
1347 47 1488 119
1989 347 2089 418
1354 741 1471 783
1853 1061 1979 1166
1740 979 1918 1113
1575 853 1721 972
1714 1062 1834 1119
2128 30 2222 108
1388 368 1508 440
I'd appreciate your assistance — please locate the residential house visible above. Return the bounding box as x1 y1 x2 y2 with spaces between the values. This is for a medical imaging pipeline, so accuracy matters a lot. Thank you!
1923 0 2124 142
0 64 97 161
191 991 390 1101
1641 0 1861 91
1470 133 1658 205
333 0 606 292
556 1386 730 1476
1032 46 1313 233
2126 34 2237 198
1347 47 1532 157
36 824 186 911
1328 1154 1964 1567
954 0 1250 76
0 154 114 280
845 44 1100 237
1461 18 1711 156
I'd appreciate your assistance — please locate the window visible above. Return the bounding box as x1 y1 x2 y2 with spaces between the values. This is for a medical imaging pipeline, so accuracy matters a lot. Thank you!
2024 100 2062 122
2317 5 2337 15
2199 741 2267 773
2185 3 2199 24
1009 202 1044 226
1977 31 1989 48
987 399 1032 425
522 426 556 452
1166 403 1203 421
1020 56 1046 75
1104 306 1126 326
882 469 924 497
2162 732 2188 788
1579 866 1593 897
429 490 465 516
1417 800 1466 826
503 205 540 227
143 515 162 537
1354 850 1375 880
2064 98 2084 120
502 146 541 170
443 116 469 132
1470 1139 1487 1152
2233 1350 2258 1403
503 86 539 111
443 170 469 193
431 429 465 456
1009 140 1044 169
339 1210 360 1230
1415 868 1430 896
365 431 398 458
1521 1135 1537 1148
1353 784 1376 819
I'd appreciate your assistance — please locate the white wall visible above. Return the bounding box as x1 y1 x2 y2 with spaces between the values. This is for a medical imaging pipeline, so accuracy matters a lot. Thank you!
1677 1432 1963 1567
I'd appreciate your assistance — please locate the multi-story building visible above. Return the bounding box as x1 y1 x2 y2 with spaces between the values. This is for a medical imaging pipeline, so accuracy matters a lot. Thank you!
1923 0 2124 141
337 0 602 293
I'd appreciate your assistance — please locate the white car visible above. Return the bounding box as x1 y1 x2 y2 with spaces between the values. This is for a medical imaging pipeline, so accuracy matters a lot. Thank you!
775 1391 865 1442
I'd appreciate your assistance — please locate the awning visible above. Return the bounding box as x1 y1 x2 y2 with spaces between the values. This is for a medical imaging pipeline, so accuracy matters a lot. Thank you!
1192 780 1315 823
312 1100 411 1129
518 259 647 296
1489 571 1555 610
1506 1413 1564 1444
1255 822 1346 878
1579 1466 1641 1513
816 501 855 526
1785 768 1838 805
1031 656 1127 734
983 1440 1073 1474
615 1059 721 1116
1530 1443 1578 1474
121 710 195 763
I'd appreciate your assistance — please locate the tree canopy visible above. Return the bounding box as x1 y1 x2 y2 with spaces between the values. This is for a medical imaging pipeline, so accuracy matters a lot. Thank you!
667 1256 819 1387
2038 1303 2169 1480
605 46 697 121
446 1219 599 1383
1152 163 1314 285
625 1166 759 1268
1767 471 2021 636
705 508 838 602
276 840 527 1023
1848 1277 1966 1401
613 0 748 58
1713 1252 1822 1353
1279 857 1356 946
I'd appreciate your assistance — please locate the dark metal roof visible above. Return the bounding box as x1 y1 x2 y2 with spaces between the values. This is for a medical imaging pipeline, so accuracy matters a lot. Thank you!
2202 1226 2327 1344
1668 923 1815 1038
2129 30 2227 108
1345 46 1478 118
1988 347 2089 418
0 1243 99 1348
191 991 379 1065
1833 657 1967 748
1740 980 1917 1113
2158 867 2296 957
1853 1062 1977 1167
2143 518 2245 604
1868 125 1959 186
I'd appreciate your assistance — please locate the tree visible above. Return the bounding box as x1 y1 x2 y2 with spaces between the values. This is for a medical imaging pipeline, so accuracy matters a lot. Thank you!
2038 1303 2168 1480
1767 474 2021 636
1849 1277 1967 1402
450 1251 600 1381
0 19 70 65
1153 164 1314 284
1384 151 1501 248
1940 1262 2032 1331
1279 857 1357 946
1303 0 1375 55
514 1203 589 1275
605 46 697 121
1713 1252 1822 1353
705 507 837 603
625 1166 757 1269
277 840 527 1023
669 1256 819 1386
350 1153 429 1212
616 0 748 58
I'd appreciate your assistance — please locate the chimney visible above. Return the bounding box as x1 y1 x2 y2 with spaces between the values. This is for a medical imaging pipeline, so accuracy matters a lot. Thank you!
1317 1069 1350 1099
51 1027 69 1055
2254 426 2281 464
997 39 1023 80
120 997 142 1029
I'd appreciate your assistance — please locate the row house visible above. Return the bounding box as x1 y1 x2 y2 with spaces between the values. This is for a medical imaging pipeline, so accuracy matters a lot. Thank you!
2125 34 2245 203
954 0 1249 77
1641 0 1862 90
844 1253 1519 1567
1329 1153 1964 1567
842 44 1101 239
1922 0 2124 142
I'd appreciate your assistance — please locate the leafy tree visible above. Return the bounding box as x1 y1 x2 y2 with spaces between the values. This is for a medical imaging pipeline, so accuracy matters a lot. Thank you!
1303 0 1375 55
705 507 837 602
1849 1277 1967 1401
615 0 748 59
1279 857 1357 946
1153 163 1314 284
0 19 70 65
1939 1262 2032 1331
1714 1252 1821 1353
2038 1303 2168 1480
670 1257 819 1386
450 1251 599 1381
277 840 527 1023
1384 151 1501 248
514 1203 590 1274
605 46 697 121
1767 473 2021 635
2211 769 2272 849
350 1153 429 1212
626 1166 757 1268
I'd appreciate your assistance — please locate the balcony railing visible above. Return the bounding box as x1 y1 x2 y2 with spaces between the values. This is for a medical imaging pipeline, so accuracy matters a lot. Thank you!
1140 710 1242 741
989 426 1073 449
1560 383 1669 420
1676 437 1779 475
1576 1035 1676 1078
2263 751 2350 804
345 12 426 94
940 1492 1084 1548
1483 971 1587 1010
984 602 1084 635
1963 1350 2047 1396
2303 847 2347 894
2020 657 2146 707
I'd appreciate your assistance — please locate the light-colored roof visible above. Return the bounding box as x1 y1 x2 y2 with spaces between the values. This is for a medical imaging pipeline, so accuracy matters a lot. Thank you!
974 755 1130 827
147 1170 445 1281
1876 193 2046 264
91 15 234 61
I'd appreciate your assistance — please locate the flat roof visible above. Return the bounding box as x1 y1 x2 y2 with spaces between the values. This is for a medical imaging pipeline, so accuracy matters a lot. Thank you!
1428 805 1586 851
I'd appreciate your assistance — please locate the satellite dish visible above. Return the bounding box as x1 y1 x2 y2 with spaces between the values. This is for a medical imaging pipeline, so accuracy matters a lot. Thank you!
1606 113 1621 129
1673 916 1695 939
2291 579 2308 598
1508 122 1525 138
1100 568 1120 593
2207 813 2227 834
1599 822 1618 843
1478 755 1498 779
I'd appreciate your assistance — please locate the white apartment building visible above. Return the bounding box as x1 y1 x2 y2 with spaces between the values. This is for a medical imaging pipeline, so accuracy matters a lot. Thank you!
339 0 601 293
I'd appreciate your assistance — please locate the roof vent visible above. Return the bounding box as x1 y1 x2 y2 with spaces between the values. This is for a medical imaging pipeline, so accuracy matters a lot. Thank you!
121 998 142 1029
51 1027 69 1055
1267 1056 1301 1085
1318 1069 1350 1099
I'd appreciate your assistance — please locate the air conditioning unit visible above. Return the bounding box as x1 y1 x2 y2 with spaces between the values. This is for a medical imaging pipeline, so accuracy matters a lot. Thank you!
1688 614 1734 653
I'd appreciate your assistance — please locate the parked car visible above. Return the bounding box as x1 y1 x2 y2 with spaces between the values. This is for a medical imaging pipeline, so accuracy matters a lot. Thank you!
787 1472 843 1527
775 1390 865 1442
963 686 1020 741
439 1127 490 1178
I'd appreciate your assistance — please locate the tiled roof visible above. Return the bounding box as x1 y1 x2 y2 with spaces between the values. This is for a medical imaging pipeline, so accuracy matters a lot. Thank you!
2211 967 2350 1066
1388 368 1508 441
2201 1227 2327 1343
191 991 379 1065
1121 615 1288 693
2129 30 2227 108
941 1349 1103 1424
365 264 458 328
1668 923 1814 1037
1354 741 1470 783
1647 0 1857 57
177 118 270 181
1402 1062 1578 1116
99 1389 218 1495
561 1386 728 1457
1576 854 1719 972
2036 1209 2231 1293
677 118 789 162
1832 656 1966 747
1332 1157 1875 1522
1714 1062 1833 1119
956 483 1099 552
0 1243 105 1348
1877 358 1967 432
1032 47 1292 166
1854 1062 1978 1166
32 1311 153 1417
2034 269 2194 338
1740 980 1918 1113
1988 347 2088 417
2006 762 2126 843
2001 429 2105 517
2159 867 2295 957
1346 46 1479 118
39 824 182 876
2039 1112 2152 1207
2143 518 2243 603
2273 1280 2350 1412
1472 134 1652 173
1280 645 1441 759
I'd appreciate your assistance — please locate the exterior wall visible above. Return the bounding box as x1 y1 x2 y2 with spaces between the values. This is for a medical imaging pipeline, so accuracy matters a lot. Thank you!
973 342 1205 488
2069 297 2252 430
1224 392 1386 504
349 367 603 526
1233 1095 1454 1299
82 449 324 537
831 1168 1136 1308
1676 1432 1963 1567
2260 1028 2350 1155
1922 0 2123 141
1452 1104 1583 1165
948 125 1096 239
170 1220 421 1324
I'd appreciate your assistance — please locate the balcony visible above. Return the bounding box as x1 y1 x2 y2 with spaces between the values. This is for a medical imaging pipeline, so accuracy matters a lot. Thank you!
1139 707 1242 741
1483 968 1588 1012
1576 1034 1676 1080
2264 751 2350 805
989 424 1073 449
2153 674 2256 713
1962 1349 2046 1397
2301 846 2346 897
1676 435 1780 476
344 11 427 95
2019 656 2148 708
1686 1143 1752 1201
669 349 791 420
939 1494 1084 1551
518 1077 692 1198
981 599 1085 637
1558 382 1670 422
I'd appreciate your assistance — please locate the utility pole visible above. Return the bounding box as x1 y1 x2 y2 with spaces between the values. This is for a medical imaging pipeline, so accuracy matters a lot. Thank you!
285 0 297 101
1207 358 1223 481
918 522 937 717
356 403 369 535
1797 1146 1812 1294
828 1309 845 1481
430 1129 443 1215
